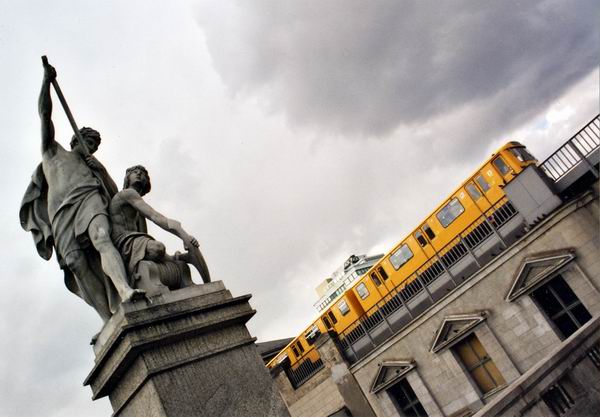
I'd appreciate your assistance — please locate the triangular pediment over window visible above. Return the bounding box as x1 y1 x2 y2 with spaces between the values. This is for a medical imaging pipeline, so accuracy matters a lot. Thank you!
370 360 416 394
430 312 487 353
506 249 576 302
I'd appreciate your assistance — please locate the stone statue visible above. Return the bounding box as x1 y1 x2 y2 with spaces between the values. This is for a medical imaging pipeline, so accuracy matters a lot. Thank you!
20 61 145 322
110 165 211 286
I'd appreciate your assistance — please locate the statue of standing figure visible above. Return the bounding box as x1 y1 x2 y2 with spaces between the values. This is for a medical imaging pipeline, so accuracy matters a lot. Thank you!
20 58 210 326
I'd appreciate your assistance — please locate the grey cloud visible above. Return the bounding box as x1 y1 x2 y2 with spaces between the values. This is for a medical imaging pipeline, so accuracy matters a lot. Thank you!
197 0 598 139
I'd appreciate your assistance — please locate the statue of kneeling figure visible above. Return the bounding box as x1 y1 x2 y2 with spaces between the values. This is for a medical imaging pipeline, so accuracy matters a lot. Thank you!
110 165 210 296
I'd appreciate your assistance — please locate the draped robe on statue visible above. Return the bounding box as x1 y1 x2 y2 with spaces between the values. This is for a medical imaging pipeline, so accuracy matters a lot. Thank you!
19 144 122 317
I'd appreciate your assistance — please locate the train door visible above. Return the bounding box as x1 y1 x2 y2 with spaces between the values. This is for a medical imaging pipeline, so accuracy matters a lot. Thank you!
369 264 395 294
465 180 491 214
474 167 504 206
414 228 435 259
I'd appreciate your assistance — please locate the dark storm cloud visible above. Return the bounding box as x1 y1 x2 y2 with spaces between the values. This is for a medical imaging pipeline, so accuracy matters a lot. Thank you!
198 0 598 139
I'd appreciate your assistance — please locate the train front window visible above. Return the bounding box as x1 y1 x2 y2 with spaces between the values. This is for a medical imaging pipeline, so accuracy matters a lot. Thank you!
390 244 414 270
436 198 465 228
465 182 482 201
423 224 436 240
338 300 350 316
493 157 511 176
510 147 536 163
356 283 370 300
415 231 428 247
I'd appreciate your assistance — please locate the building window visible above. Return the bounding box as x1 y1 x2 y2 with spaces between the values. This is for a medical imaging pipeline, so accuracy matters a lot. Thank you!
453 333 506 395
531 275 592 339
388 378 429 417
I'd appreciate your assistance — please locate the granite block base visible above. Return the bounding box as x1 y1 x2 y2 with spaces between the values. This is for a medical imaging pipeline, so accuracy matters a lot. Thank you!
84 281 290 417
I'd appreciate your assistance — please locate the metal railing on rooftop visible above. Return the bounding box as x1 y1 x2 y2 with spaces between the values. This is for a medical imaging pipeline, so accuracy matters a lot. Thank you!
540 115 599 182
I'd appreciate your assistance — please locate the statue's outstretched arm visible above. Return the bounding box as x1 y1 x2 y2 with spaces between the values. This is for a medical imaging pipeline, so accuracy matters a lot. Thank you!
39 64 57 155
121 189 196 244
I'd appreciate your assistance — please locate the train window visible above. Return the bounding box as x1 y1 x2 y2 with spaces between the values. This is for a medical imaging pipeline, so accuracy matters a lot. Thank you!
377 266 389 280
465 182 482 201
338 300 350 316
291 345 300 358
437 198 465 228
370 272 382 286
390 244 414 270
305 324 322 345
328 310 338 324
296 341 305 353
475 174 490 192
510 147 535 162
322 316 332 329
493 157 511 176
415 231 428 247
423 224 436 240
356 283 370 300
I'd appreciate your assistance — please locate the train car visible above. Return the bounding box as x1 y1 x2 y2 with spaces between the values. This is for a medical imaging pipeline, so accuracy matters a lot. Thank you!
270 142 538 372
332 142 538 359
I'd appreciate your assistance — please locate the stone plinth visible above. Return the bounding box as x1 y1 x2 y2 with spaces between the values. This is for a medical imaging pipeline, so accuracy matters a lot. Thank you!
84 281 290 417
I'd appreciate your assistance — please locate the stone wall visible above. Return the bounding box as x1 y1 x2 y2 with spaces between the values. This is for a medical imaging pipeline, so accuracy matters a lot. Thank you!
475 315 600 417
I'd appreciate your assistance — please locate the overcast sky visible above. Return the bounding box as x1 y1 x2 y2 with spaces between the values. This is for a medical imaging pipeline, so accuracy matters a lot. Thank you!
0 1 598 416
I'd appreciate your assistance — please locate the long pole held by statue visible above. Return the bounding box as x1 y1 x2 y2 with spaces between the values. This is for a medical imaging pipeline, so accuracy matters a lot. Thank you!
41 55 90 157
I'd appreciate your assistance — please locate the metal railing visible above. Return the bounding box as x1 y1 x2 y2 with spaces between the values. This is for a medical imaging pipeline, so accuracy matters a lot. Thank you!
337 198 520 361
284 350 325 389
540 115 599 182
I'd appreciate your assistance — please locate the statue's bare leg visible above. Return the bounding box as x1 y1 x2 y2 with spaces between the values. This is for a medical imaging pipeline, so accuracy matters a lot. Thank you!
64 250 112 322
88 215 145 302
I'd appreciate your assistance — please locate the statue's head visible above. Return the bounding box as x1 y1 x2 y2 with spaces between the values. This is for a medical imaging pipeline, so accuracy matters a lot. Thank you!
124 165 151 196
70 127 101 154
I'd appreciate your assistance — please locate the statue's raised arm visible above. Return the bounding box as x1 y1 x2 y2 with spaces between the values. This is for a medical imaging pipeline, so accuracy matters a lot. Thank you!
39 63 57 155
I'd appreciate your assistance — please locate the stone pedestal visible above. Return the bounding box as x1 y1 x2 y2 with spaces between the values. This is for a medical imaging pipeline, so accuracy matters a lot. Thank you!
84 281 291 417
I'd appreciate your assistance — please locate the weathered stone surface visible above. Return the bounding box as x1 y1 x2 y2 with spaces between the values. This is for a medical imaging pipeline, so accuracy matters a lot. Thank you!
85 281 290 417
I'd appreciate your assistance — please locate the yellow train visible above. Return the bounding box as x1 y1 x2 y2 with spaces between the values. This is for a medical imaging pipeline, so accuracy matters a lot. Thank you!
268 142 537 380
